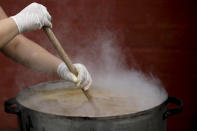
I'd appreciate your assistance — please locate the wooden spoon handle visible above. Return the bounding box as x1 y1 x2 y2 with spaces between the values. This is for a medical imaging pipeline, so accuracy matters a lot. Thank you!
43 27 78 76
43 27 93 101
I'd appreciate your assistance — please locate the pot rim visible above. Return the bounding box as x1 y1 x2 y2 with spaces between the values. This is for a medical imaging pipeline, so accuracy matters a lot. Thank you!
16 97 168 120
15 80 169 120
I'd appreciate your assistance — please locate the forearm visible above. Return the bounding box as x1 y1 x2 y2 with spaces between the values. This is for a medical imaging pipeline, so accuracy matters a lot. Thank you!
0 17 19 48
0 6 18 48
2 36 62 75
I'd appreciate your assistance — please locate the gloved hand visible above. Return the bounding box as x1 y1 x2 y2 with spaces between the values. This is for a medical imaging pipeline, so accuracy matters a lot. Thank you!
57 63 92 90
11 2 52 33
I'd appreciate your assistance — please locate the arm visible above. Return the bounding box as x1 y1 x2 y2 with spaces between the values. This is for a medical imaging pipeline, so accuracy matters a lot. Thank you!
0 17 18 48
0 4 92 90
0 6 62 76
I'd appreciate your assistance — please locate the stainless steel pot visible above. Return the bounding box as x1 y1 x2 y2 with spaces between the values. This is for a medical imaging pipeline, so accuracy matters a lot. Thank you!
4 81 182 131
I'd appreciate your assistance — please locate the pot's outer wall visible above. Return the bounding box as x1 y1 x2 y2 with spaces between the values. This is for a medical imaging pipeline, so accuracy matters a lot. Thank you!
18 103 167 131
4 81 181 131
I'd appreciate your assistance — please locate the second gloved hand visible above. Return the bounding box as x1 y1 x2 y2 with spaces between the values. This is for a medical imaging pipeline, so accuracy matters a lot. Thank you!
57 62 92 90
11 2 52 33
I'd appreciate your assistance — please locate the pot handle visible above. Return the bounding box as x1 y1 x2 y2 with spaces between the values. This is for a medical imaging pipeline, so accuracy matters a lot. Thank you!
163 96 183 119
4 98 20 114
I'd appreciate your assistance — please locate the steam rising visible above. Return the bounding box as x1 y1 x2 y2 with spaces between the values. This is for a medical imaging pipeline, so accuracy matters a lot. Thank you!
73 30 168 111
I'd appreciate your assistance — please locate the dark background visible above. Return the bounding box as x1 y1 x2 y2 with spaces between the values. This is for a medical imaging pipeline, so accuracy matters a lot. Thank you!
0 0 196 130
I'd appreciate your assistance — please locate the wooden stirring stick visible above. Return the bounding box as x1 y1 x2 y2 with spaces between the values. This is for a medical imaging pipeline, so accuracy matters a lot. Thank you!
43 27 92 101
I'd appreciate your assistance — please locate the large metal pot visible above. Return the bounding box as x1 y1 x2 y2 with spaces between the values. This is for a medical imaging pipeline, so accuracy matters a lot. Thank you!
4 81 182 131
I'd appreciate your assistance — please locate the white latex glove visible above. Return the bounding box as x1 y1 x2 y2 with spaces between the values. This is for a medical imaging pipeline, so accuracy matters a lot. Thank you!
11 2 52 33
57 63 92 90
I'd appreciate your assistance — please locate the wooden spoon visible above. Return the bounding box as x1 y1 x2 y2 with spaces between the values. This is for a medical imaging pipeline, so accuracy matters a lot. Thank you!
43 27 92 101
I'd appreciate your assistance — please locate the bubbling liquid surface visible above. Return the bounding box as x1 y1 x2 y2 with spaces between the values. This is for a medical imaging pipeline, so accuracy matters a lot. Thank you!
17 81 167 117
